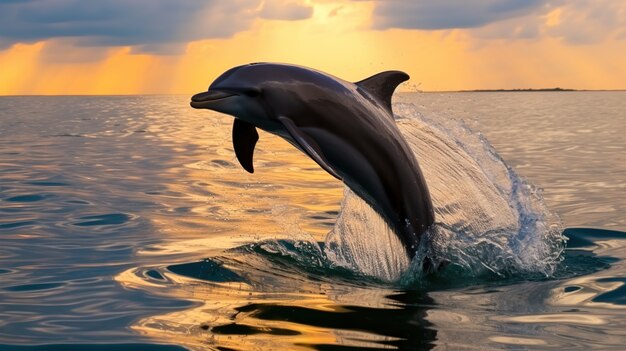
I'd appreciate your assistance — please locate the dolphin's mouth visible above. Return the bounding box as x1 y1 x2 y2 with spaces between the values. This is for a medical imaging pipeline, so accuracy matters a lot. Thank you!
190 90 237 109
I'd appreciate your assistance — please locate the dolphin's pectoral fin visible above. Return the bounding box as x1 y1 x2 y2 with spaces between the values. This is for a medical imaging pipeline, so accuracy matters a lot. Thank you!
232 118 259 173
277 116 342 180
355 71 409 116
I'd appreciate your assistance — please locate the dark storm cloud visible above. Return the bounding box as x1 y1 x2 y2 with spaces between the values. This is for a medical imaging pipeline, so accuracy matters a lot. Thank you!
368 0 548 30
0 0 313 52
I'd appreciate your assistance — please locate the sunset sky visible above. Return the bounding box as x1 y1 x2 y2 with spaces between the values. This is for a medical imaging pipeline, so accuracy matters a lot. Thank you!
1 0 625 95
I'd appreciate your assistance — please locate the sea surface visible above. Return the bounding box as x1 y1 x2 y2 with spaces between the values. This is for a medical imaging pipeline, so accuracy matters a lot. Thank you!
0 92 625 350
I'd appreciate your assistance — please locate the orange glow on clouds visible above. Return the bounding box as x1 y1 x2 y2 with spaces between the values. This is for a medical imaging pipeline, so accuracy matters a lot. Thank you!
1 1 625 95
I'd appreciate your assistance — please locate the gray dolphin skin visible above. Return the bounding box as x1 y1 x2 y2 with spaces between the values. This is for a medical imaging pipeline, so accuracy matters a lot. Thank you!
190 63 435 260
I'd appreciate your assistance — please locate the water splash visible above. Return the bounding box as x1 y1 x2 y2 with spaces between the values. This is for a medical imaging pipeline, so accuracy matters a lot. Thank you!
324 187 411 282
323 101 566 282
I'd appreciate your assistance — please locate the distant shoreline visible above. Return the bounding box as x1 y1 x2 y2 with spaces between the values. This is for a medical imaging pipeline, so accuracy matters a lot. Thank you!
421 88 626 93
459 87 575 92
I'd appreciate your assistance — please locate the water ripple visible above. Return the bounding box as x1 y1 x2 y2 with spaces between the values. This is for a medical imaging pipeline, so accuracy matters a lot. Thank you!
72 213 132 227
0 94 625 350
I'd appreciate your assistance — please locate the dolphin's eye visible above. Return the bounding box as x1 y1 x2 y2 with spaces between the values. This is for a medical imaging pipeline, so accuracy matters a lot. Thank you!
243 88 261 98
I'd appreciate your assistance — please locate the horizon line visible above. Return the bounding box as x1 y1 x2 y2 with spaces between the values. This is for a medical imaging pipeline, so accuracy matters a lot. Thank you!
2 88 626 97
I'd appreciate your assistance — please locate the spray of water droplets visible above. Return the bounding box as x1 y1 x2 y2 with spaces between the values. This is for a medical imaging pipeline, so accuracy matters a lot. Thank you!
323 101 566 282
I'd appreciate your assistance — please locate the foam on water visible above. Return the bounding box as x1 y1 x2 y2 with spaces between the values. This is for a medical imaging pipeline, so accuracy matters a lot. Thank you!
323 101 566 282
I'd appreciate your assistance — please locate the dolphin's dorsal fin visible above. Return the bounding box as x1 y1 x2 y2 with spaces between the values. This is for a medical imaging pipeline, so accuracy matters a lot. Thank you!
277 116 342 180
355 71 409 114
232 118 259 173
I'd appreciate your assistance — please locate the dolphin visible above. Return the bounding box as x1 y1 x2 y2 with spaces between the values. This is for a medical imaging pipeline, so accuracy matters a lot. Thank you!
190 63 435 260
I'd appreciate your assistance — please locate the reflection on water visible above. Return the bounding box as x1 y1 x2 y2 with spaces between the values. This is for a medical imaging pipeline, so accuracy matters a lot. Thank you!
116 228 621 350
1 93 625 350
120 262 438 350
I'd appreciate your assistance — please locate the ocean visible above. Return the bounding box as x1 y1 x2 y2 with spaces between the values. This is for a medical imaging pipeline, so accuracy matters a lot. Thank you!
1 92 625 350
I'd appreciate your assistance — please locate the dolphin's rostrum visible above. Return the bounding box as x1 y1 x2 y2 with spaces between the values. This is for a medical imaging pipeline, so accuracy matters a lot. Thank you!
191 63 435 260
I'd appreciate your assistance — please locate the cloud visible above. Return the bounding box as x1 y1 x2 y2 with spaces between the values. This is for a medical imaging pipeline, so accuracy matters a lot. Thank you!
364 0 626 44
0 0 313 53
470 0 626 44
260 0 314 21
368 0 547 30
543 1 626 44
